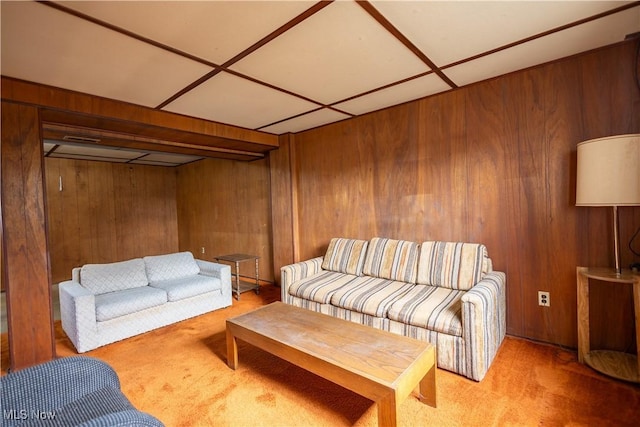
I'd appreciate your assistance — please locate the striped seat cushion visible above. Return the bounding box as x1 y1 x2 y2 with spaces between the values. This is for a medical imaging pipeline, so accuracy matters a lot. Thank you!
362 237 419 283
418 241 490 290
321 238 369 276
288 271 356 304
387 285 464 337
330 276 414 318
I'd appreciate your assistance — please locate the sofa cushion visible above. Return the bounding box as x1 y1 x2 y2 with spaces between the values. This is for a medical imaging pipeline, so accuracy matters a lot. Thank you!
288 271 357 304
149 274 221 302
144 251 199 282
80 258 148 295
95 286 167 322
387 285 464 336
321 238 369 276
362 237 419 283
417 241 490 290
330 276 414 318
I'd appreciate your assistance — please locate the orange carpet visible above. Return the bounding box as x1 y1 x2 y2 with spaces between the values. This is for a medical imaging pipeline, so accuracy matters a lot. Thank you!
3 284 639 426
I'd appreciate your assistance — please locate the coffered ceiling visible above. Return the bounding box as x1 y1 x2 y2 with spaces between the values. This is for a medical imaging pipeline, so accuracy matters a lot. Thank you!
2 1 639 164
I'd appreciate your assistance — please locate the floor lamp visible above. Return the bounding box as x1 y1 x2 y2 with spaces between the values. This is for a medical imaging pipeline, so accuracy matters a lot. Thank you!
576 134 640 275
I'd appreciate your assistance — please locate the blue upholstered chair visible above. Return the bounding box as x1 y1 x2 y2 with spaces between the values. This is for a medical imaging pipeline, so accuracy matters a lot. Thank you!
0 356 164 426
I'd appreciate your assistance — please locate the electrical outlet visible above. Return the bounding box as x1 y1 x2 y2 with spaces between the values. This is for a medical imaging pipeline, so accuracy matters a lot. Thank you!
538 291 550 307
201 247 205 254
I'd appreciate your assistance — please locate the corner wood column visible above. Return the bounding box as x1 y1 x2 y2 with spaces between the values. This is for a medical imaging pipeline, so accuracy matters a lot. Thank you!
1 102 56 370
269 133 299 286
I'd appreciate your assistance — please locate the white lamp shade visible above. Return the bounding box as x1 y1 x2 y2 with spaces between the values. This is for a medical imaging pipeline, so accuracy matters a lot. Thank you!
576 134 640 206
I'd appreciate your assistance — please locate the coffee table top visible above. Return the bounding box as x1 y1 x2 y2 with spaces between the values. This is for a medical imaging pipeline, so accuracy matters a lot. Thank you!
226 302 434 386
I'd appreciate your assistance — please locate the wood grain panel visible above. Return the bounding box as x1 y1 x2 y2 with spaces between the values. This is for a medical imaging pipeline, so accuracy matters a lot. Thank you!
176 158 273 282
1 102 55 369
505 69 550 342
544 57 584 347
270 40 640 348
416 90 468 241
293 118 376 260
45 158 179 283
359 104 420 241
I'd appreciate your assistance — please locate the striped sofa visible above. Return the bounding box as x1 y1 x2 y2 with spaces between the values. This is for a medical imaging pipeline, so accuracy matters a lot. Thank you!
281 237 506 381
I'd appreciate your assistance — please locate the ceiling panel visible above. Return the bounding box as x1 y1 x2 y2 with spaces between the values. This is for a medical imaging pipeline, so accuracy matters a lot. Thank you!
230 0 431 104
52 143 143 160
57 1 312 65
44 140 204 167
372 0 632 67
163 71 320 130
131 152 203 166
1 1 211 107
445 7 640 87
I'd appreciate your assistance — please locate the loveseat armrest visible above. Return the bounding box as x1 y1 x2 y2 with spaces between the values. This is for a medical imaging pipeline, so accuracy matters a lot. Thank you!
280 257 324 303
460 271 506 381
196 259 232 301
59 280 99 353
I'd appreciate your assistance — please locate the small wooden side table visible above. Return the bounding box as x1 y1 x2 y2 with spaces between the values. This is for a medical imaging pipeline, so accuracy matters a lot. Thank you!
577 267 640 383
215 253 260 300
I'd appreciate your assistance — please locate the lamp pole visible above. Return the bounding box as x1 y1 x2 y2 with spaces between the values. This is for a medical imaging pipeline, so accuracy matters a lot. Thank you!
613 205 622 275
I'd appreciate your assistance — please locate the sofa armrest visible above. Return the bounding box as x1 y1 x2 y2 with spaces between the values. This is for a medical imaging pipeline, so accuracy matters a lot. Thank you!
59 280 98 353
280 257 324 303
196 259 232 300
460 271 506 381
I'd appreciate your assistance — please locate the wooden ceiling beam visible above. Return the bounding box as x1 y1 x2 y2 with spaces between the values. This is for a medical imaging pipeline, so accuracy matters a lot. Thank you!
1 77 279 157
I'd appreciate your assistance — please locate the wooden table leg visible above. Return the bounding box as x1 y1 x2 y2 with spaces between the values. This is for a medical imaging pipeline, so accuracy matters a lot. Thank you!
377 393 397 427
226 325 238 370
577 267 590 364
419 361 437 407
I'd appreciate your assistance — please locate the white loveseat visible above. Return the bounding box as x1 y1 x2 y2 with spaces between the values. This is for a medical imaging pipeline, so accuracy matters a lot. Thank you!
59 251 232 352
281 237 506 381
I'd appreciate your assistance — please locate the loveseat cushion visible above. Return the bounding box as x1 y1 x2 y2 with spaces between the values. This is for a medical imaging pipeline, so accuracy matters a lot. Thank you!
95 287 167 322
144 251 199 282
288 271 357 304
362 237 419 283
330 276 414 318
387 285 464 336
80 258 148 295
417 241 490 290
321 238 369 276
150 274 221 302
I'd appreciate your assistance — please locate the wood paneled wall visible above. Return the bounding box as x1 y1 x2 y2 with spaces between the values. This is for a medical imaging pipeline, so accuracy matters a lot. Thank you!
270 40 640 349
45 158 179 283
176 158 274 282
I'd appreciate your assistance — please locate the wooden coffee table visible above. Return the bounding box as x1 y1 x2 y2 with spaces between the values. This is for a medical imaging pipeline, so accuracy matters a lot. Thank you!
226 302 436 426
